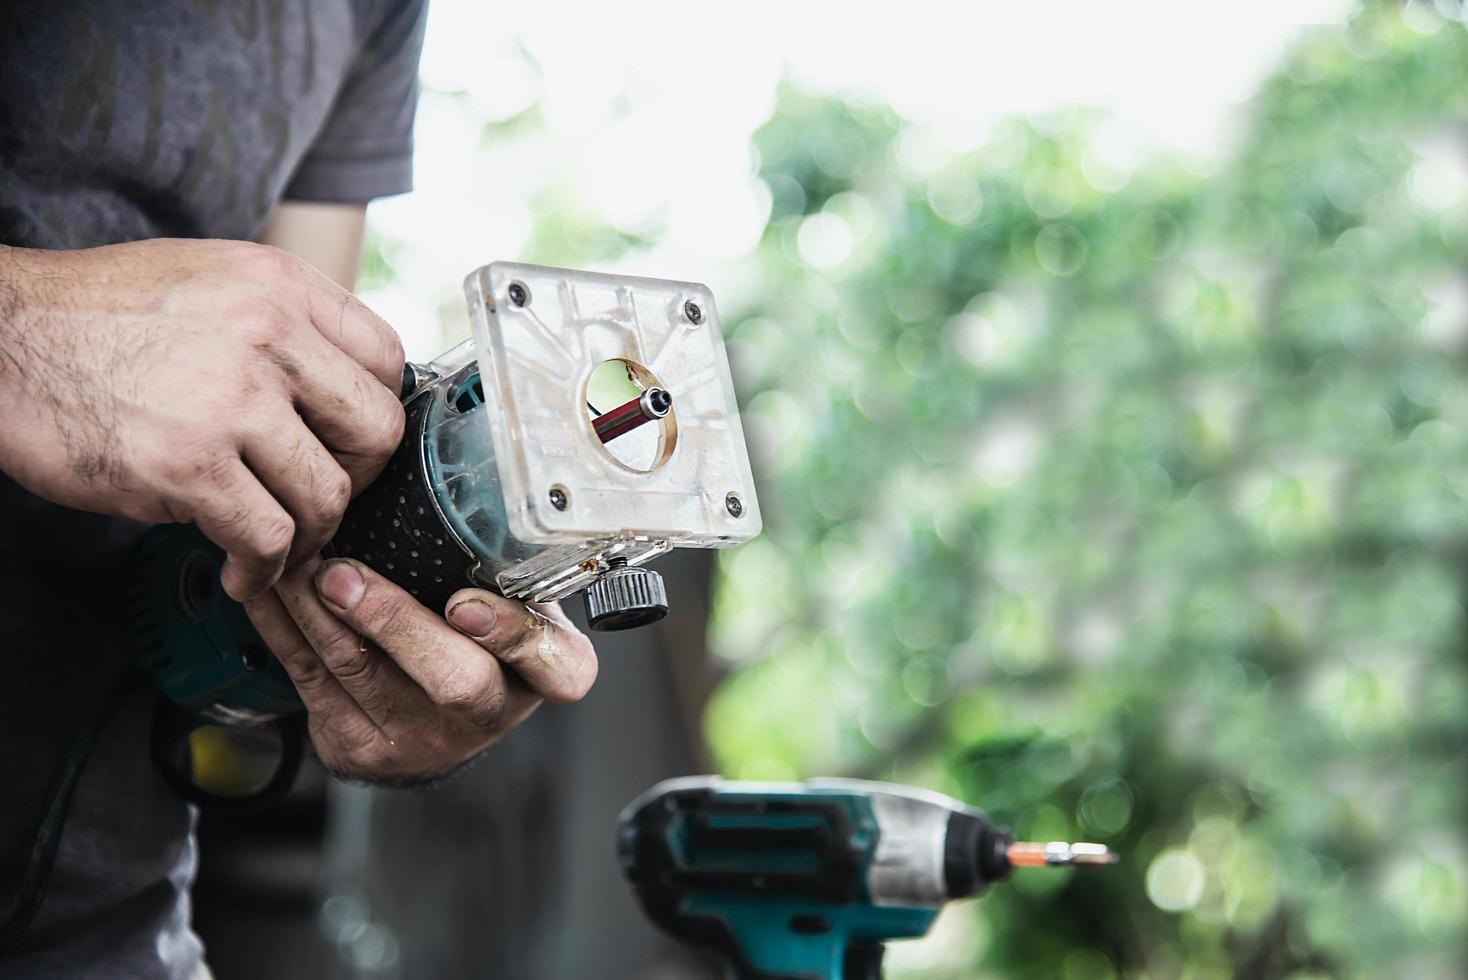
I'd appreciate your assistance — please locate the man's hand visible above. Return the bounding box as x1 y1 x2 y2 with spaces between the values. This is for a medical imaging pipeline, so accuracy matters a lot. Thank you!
244 558 599 783
0 239 405 600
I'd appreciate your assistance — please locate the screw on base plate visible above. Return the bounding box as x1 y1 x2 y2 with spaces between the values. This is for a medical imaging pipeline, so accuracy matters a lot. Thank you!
725 492 744 518
683 299 703 324
508 281 529 307
549 486 569 510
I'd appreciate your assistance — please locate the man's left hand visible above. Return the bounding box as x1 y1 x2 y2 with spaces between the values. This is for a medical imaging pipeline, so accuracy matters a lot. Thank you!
244 558 599 783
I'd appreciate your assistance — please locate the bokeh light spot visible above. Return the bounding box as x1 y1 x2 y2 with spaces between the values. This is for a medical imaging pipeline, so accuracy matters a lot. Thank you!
927 171 985 224
1035 223 1089 276
1080 780 1135 835
1147 848 1207 912
797 212 854 270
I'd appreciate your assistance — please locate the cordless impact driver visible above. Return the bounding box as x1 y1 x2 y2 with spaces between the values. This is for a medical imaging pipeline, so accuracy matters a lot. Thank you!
618 777 1116 980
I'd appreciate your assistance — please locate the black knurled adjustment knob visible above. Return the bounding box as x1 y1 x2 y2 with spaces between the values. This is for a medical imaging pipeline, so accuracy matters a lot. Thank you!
584 564 669 631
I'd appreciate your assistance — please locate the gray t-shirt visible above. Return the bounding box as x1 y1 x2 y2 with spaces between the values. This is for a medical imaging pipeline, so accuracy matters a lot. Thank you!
0 2 426 975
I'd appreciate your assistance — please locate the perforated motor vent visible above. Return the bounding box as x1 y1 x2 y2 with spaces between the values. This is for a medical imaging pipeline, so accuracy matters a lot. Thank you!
331 392 474 612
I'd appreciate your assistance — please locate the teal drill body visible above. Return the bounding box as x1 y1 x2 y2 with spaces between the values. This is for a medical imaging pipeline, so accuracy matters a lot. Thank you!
676 791 937 980
683 895 934 980
128 526 300 723
618 777 1020 980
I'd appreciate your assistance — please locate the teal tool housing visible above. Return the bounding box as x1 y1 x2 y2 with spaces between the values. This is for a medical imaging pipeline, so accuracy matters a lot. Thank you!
618 778 1005 980
128 527 300 723
676 796 938 980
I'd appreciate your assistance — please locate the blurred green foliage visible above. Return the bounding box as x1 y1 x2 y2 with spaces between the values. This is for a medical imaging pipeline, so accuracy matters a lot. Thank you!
705 4 1468 977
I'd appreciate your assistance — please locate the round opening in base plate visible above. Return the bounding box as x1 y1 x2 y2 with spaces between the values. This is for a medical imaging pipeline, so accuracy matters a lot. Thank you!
584 358 677 472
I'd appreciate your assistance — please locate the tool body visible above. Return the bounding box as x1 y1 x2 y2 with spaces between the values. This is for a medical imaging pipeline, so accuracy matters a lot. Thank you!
618 777 1114 980
127 264 760 799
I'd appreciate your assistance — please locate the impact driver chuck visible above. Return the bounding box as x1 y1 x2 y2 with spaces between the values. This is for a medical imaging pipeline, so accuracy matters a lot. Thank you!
618 777 1115 980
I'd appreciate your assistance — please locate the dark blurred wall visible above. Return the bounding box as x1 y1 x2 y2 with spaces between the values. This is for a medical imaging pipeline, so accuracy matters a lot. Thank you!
196 549 722 980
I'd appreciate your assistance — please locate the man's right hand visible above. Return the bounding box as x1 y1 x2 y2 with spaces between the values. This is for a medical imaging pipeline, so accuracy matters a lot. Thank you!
0 238 406 600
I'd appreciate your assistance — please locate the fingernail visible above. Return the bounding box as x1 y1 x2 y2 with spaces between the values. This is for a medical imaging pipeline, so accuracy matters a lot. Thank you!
316 561 364 610
448 599 497 638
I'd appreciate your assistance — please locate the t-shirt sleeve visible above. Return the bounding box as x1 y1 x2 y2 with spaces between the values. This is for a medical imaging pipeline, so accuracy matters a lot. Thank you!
283 0 429 203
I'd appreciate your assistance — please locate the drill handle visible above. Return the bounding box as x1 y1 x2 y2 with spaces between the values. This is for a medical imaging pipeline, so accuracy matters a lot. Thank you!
722 941 884 980
842 942 885 980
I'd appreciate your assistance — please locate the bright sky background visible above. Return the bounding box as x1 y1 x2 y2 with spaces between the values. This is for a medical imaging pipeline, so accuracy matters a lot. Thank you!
365 0 1355 360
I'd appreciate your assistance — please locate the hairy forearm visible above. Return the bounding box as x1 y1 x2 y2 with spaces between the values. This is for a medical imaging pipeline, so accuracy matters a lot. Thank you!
0 245 118 488
0 244 28 376
0 245 83 379
0 245 16 379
